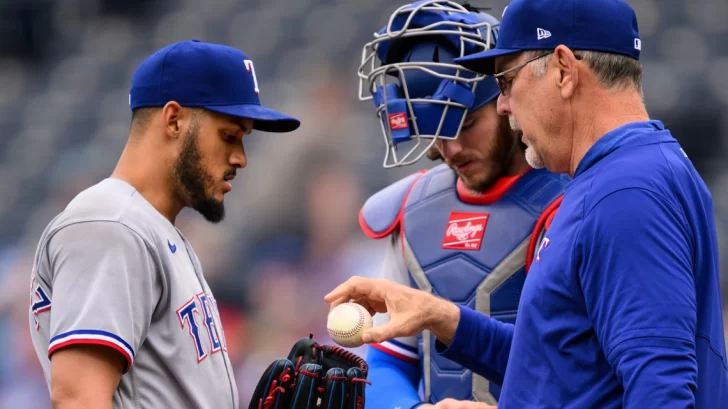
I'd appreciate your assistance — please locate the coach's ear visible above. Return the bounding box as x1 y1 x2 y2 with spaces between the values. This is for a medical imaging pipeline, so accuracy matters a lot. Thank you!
162 101 183 140
553 45 579 100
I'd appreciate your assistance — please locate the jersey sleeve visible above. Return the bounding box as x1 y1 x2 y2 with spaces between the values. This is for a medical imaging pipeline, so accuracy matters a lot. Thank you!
577 188 698 407
46 221 161 373
434 305 514 386
370 233 419 363
365 344 423 409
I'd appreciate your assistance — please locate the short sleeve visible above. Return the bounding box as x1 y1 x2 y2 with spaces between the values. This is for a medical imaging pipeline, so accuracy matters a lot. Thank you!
47 221 161 372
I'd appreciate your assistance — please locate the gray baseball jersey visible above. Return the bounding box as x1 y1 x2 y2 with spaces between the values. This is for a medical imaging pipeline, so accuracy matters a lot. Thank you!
29 178 239 409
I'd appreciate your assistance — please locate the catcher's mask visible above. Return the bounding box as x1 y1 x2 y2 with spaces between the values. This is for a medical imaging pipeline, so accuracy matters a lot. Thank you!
358 0 502 168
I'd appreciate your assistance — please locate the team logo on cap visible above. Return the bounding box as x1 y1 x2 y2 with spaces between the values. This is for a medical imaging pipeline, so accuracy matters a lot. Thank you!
634 38 641 51
537 28 551 40
244 59 260 95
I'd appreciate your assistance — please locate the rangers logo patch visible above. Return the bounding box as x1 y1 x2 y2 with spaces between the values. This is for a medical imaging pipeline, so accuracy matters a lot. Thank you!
389 112 408 130
442 212 489 251
536 237 551 261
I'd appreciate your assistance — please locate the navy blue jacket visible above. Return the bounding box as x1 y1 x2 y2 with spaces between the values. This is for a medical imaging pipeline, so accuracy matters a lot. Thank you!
438 120 728 408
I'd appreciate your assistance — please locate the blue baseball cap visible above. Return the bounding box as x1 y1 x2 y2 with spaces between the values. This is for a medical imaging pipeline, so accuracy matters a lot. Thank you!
130 40 300 133
454 0 641 76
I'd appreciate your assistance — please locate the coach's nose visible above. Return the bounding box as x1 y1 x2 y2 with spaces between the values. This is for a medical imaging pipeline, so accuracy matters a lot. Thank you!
497 92 511 116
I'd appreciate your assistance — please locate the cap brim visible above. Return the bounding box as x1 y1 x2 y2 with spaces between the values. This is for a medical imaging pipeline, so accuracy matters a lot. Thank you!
204 104 301 133
454 48 522 76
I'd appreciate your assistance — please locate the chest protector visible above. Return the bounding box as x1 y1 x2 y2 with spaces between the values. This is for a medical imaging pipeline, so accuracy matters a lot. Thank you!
360 164 568 404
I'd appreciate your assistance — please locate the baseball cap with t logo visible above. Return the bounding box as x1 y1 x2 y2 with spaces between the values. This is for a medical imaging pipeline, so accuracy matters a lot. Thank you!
129 39 300 133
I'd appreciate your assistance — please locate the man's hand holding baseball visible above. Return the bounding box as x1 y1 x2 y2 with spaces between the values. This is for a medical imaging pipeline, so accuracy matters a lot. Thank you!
324 277 461 345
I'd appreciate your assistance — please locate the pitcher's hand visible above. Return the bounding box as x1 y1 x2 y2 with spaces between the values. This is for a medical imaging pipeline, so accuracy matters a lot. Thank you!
324 277 460 345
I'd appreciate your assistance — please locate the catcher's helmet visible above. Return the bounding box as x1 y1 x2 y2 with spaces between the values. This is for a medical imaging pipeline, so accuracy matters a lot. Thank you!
358 0 501 168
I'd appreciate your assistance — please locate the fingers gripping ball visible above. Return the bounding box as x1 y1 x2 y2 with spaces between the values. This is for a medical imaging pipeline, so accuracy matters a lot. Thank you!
248 335 371 409
327 303 373 348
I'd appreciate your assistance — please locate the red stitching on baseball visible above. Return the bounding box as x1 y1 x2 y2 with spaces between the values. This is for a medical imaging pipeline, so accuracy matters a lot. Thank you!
328 304 366 338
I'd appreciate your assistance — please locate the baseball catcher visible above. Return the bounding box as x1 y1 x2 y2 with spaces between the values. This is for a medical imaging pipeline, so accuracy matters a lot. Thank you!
248 335 370 409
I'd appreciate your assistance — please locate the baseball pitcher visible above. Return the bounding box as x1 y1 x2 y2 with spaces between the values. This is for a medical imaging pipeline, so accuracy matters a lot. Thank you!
28 40 300 409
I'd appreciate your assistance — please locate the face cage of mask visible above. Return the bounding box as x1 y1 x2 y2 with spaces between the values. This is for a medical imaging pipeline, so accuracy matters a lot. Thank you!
357 0 494 168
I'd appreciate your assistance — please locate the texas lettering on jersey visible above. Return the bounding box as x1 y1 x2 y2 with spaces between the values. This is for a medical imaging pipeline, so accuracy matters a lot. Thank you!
176 292 228 362
30 271 228 365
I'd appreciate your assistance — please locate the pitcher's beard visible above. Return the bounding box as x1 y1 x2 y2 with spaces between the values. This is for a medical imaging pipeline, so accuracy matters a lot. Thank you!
173 121 226 223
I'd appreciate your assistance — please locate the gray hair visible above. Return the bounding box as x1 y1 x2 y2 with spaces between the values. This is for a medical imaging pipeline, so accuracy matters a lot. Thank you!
523 49 643 96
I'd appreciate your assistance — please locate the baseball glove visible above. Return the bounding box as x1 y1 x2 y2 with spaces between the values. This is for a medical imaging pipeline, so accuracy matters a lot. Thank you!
248 335 370 409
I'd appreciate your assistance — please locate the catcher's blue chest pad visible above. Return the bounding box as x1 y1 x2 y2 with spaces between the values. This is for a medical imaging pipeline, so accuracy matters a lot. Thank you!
360 164 568 402
401 165 566 300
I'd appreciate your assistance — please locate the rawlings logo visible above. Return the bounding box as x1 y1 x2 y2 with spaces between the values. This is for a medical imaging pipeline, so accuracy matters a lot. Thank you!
442 212 489 251
446 221 484 240
389 112 408 130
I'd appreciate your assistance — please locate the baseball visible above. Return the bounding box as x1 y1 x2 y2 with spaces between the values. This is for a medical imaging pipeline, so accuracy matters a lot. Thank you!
327 303 373 348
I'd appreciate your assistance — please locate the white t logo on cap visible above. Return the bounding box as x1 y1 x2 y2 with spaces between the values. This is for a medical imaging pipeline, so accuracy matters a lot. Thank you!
244 59 260 95
634 38 641 51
